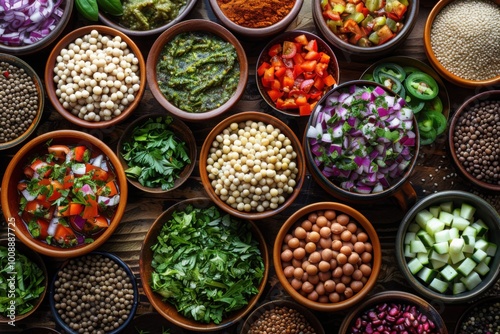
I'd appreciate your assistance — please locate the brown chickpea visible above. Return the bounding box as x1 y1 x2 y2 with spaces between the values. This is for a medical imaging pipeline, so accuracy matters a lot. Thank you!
319 237 332 249
293 267 304 280
301 260 311 271
331 222 344 235
319 226 331 238
318 260 331 272
304 242 317 254
301 220 313 231
364 242 373 253
301 281 314 294
329 292 340 303
353 241 365 254
281 249 293 262
357 231 368 242
336 253 347 265
284 234 293 244
284 266 295 278
333 267 343 278
288 237 300 249
340 275 351 285
308 212 318 223
352 269 363 281
344 287 354 298
332 239 343 251
307 231 321 243
301 272 309 282
293 247 306 260
348 252 360 265
309 251 321 264
294 226 307 239
342 263 355 276
361 251 372 264
359 264 372 277
321 248 334 262
341 230 352 242
292 258 303 268
337 214 350 226
335 282 346 294
316 215 328 228
346 222 358 233
291 278 302 290
306 264 318 276
324 280 336 293
319 295 329 303
350 280 364 292
307 290 319 301
350 234 358 244
311 224 321 233
318 271 332 282
308 274 320 285
329 258 338 270
315 282 326 296
324 209 336 221
340 245 352 256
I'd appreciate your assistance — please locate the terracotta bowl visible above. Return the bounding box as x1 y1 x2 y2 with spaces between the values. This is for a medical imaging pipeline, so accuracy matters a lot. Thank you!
338 291 448 334
424 0 500 88
273 201 382 312
0 53 45 151
312 0 419 60
0 0 73 56
448 90 500 193
98 0 198 38
395 191 500 304
140 197 269 332
44 25 146 129
116 112 197 194
454 296 500 334
146 19 248 122
0 239 48 323
0 130 128 258
199 111 306 220
208 0 304 39
256 30 340 117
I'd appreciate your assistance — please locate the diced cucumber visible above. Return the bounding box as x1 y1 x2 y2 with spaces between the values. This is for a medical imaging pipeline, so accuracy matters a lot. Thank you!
449 238 464 255
462 235 475 253
453 207 461 217
417 230 435 247
460 271 482 290
415 209 434 228
460 202 476 221
432 241 449 255
451 216 470 231
429 205 441 218
417 252 430 265
429 259 447 269
462 226 477 237
440 201 453 213
404 231 417 245
486 242 497 257
429 249 449 263
410 239 427 254
474 261 490 276
450 250 465 264
448 227 459 240
404 244 416 258
440 265 458 281
429 277 449 293
407 258 424 275
471 219 489 237
471 249 488 263
457 257 477 276
417 266 438 284
438 211 454 226
484 256 492 266
434 229 451 243
474 238 489 251
408 222 421 233
425 217 446 237
453 282 467 295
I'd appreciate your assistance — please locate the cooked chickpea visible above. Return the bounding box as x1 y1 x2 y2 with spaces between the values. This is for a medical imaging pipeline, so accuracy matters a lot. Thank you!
281 249 293 262
306 264 318 276
293 248 306 260
304 242 316 254
331 222 344 235
288 237 300 249
294 226 307 239
316 215 328 228
320 226 331 238
284 266 295 278
337 214 350 225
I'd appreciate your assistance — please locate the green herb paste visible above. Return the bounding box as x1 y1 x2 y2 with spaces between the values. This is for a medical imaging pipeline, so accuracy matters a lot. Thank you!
156 31 240 113
119 0 188 31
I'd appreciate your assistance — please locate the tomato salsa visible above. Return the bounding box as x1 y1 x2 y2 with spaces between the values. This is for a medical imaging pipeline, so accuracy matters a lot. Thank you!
17 143 120 248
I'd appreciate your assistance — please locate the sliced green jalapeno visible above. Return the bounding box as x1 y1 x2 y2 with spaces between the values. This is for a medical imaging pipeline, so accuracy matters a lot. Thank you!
406 97 425 114
376 72 404 94
424 96 443 114
425 111 447 135
405 72 439 100
374 62 406 82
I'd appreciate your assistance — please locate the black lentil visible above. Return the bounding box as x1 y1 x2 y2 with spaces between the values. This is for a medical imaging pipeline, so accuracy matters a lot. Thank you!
457 301 500 333
453 100 500 186
246 305 317 334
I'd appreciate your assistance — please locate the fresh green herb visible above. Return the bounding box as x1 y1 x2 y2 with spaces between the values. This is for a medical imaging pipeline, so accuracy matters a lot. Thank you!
121 116 191 190
150 205 265 324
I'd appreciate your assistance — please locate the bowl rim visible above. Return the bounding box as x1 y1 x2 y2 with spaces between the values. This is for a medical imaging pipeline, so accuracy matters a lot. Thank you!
146 19 248 122
48 251 139 333
273 201 382 312
198 111 306 220
0 129 128 258
395 190 500 303
98 0 199 37
43 25 146 129
139 197 269 331
116 112 197 193
0 53 45 150
448 90 500 192
423 0 500 88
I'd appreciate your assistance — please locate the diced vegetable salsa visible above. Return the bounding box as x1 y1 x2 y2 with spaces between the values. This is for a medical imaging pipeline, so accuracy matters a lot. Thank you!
17 143 120 248
257 33 337 116
321 0 409 47
306 84 416 194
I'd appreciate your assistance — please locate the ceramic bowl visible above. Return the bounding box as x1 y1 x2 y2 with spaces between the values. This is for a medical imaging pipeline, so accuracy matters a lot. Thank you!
0 130 128 258
395 191 500 304
448 90 500 193
140 197 269 332
256 30 340 117
454 296 500 334
49 251 138 334
304 80 420 211
199 111 306 220
273 201 382 312
116 112 197 194
0 0 73 55
338 291 448 334
147 19 248 123
44 25 146 129
208 0 304 39
0 239 48 323
424 0 500 88
312 0 419 60
0 53 45 151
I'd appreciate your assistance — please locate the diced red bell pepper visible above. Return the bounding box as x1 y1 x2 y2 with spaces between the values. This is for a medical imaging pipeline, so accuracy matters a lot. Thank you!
276 98 299 109
262 66 275 87
267 89 284 101
54 224 77 247
294 34 309 45
257 62 271 77
97 180 119 197
72 146 90 162
300 60 318 72
82 198 99 220
85 164 109 181
24 199 51 215
58 203 84 217
267 43 282 57
274 66 286 78
315 62 329 77
48 145 70 160
83 216 109 236
323 74 337 87
305 39 318 52
299 104 312 116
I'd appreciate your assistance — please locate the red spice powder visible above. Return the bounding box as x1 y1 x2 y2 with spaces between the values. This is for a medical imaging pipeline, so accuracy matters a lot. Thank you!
216 0 297 28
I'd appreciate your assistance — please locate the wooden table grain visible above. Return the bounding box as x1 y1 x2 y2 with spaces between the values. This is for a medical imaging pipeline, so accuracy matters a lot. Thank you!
1 0 499 333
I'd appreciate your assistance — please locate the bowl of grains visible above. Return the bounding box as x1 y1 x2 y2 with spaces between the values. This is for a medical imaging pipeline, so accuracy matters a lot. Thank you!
199 111 306 220
424 0 500 88
0 54 44 151
448 90 500 192
44 25 146 128
240 299 325 334
49 252 138 334
454 296 500 334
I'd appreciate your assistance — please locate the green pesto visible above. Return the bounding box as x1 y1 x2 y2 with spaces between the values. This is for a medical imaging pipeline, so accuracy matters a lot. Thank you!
156 31 240 113
119 0 187 31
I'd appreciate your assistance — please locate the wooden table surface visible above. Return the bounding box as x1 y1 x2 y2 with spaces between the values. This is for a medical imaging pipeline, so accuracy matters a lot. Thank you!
1 0 499 333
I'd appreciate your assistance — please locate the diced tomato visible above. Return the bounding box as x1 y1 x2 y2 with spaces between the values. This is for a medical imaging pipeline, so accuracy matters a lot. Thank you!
299 104 312 116
58 203 84 217
303 71 317 80
376 25 395 45
294 34 309 45
267 43 282 57
324 10 341 21
257 62 271 76
292 64 304 78
47 180 64 202
319 52 331 64
82 198 99 220
305 39 318 52
24 199 51 214
270 55 285 67
262 66 275 87
355 2 369 16
274 66 286 78
388 0 407 19
267 89 284 101
292 52 305 65
344 19 366 38
300 60 318 72
83 216 109 236
304 50 320 60
85 164 109 181
62 174 74 189
271 79 281 91
276 98 299 109
72 146 90 162
17 182 27 192
48 145 70 160
54 224 77 247
282 75 295 89
29 218 50 240
315 62 329 77
30 159 52 178
97 180 119 197
294 94 308 106
23 166 35 178
314 76 326 91
323 74 337 87
282 41 297 59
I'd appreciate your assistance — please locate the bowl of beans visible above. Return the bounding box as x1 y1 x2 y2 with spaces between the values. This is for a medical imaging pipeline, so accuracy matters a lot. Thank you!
199 111 306 220
395 190 500 304
49 252 138 334
338 290 448 334
240 299 325 334
448 90 500 192
424 0 500 88
454 296 500 333
273 201 381 312
44 25 146 128
0 53 45 151
146 19 248 123
312 0 419 60
0 0 74 56
208 0 304 39
0 129 128 258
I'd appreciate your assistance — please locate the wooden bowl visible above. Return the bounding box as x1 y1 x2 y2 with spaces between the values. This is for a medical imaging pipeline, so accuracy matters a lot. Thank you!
0 239 48 323
116 112 197 193
44 25 146 128
208 0 304 39
140 197 269 332
273 202 382 312
199 111 306 220
98 0 198 38
146 19 248 123
0 130 128 258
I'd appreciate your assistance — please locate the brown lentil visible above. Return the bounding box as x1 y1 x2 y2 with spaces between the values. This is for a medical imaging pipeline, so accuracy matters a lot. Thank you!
0 61 39 143
453 100 500 186
246 305 317 334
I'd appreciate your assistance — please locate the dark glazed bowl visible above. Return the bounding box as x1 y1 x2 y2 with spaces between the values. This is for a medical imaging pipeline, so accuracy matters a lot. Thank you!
147 19 248 122
395 191 500 304
454 296 500 334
